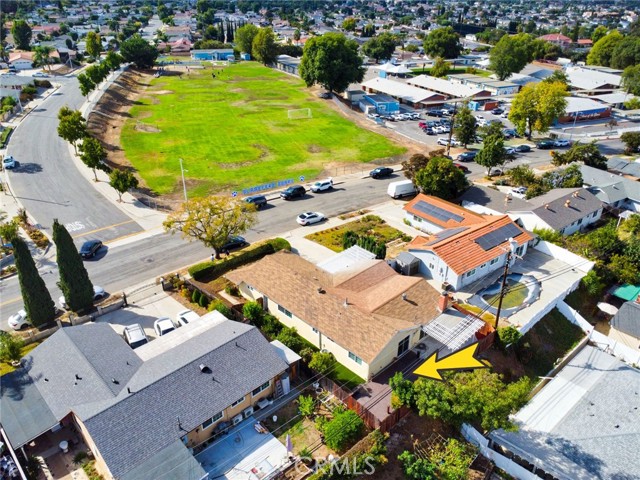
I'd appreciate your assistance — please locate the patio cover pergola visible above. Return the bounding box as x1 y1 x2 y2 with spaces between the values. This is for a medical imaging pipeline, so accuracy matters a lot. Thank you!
610 283 640 302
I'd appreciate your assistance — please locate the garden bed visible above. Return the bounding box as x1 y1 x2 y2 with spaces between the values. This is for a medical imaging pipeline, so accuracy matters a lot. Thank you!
305 215 410 252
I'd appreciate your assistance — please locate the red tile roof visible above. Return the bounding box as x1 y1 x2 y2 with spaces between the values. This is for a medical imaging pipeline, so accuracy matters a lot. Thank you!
404 194 488 229
538 33 572 43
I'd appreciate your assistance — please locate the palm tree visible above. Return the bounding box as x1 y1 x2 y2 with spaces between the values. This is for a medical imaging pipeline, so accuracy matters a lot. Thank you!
33 46 54 73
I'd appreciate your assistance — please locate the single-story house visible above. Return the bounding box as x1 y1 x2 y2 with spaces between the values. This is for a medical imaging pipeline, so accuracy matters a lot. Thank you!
581 165 640 212
158 37 192 55
361 77 446 108
459 185 532 218
538 33 572 47
226 250 442 380
0 315 289 480
607 157 640 180
509 188 603 236
489 345 640 480
404 194 533 290
609 300 640 350
8 52 34 70
407 74 491 99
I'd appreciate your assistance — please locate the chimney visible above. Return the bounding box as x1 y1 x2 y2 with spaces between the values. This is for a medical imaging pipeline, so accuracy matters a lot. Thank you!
344 298 348 307
402 293 408 301
544 204 550 209
565 200 571 208
438 292 449 313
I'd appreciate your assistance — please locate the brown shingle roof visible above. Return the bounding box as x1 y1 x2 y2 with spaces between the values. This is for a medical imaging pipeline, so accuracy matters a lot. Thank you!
410 215 533 274
226 251 441 364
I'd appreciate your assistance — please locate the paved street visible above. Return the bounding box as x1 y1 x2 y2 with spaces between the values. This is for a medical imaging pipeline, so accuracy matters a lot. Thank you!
3 77 143 242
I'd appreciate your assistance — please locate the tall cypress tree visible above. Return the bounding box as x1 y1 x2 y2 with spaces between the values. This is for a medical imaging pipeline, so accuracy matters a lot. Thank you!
12 236 56 328
52 219 94 312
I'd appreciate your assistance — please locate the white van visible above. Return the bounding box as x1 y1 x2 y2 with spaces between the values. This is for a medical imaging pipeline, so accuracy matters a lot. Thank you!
387 179 417 199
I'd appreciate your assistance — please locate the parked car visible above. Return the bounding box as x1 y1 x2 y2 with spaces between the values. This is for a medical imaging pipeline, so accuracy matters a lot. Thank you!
453 163 471 174
489 167 504 176
297 211 325 226
32 72 49 78
536 140 556 149
554 139 571 147
491 108 504 115
409 112 421 120
59 286 106 310
244 195 267 209
280 185 306 200
503 129 517 138
369 166 394 179
2 155 16 169
222 235 248 251
176 309 200 327
154 317 176 337
318 92 331 99
387 180 417 199
437 137 452 146
510 186 528 198
457 151 477 162
515 144 532 153
79 239 103 259
123 323 149 349
310 179 333 192
500 111 510 118
504 147 516 155
8 309 29 330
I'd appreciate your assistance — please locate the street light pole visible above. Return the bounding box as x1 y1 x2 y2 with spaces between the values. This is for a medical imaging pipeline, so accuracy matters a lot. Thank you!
568 111 579 142
179 158 188 202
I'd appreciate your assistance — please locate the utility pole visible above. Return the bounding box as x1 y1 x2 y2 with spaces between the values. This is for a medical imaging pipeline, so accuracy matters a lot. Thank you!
493 239 519 335
179 158 188 202
445 101 458 157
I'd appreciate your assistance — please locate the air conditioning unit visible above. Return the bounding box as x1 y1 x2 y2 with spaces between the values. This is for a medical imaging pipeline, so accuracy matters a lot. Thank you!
243 407 254 419
232 414 243 426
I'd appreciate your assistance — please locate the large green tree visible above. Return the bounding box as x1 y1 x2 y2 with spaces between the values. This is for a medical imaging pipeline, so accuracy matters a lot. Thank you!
622 65 640 96
489 34 532 80
509 81 567 139
11 19 32 50
163 196 257 258
235 24 259 53
13 236 56 328
120 34 158 68
80 136 111 181
414 157 469 200
299 32 365 93
86 31 102 59
361 32 397 62
475 131 509 176
587 30 623 66
77 73 96 97
551 141 607 170
33 45 54 72
591 25 608 43
251 27 278 65
430 56 449 78
611 36 640 69
423 26 461 59
453 104 476 147
109 169 139 202
53 219 94 313
57 108 87 153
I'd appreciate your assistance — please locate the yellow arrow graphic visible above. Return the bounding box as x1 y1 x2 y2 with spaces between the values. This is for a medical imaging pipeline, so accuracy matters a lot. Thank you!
414 343 488 381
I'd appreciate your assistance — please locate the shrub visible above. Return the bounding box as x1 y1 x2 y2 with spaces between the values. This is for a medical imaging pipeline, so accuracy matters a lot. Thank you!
497 326 522 348
262 313 283 338
315 415 328 433
309 351 336 373
276 326 304 352
72 451 88 465
224 285 239 296
398 451 436 480
0 334 24 363
323 410 365 452
188 238 290 281
581 270 605 297
198 293 210 308
191 289 201 304
243 301 264 323
180 287 191 299
299 347 315 364
298 394 315 417
208 299 233 318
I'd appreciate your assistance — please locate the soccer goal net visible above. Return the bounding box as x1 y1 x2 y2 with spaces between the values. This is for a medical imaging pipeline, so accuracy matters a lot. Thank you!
287 108 312 120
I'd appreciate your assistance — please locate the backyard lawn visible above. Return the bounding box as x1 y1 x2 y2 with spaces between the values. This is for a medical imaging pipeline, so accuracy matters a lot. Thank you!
305 215 410 252
0 341 39 376
121 62 405 196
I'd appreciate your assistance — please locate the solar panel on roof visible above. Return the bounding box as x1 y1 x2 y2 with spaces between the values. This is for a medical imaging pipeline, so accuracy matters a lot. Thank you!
475 223 522 251
413 201 464 223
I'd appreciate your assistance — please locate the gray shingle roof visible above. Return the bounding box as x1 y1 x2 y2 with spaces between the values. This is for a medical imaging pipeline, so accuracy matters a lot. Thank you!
24 323 142 420
528 188 603 230
610 301 640 339
118 440 206 480
581 165 640 203
608 157 640 178
81 321 288 479
490 346 640 480
459 185 531 214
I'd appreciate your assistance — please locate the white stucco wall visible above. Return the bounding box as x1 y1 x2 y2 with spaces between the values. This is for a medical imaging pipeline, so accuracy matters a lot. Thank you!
404 212 444 234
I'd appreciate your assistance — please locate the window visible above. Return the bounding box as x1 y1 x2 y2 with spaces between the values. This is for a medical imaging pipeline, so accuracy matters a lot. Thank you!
348 352 363 365
490 257 499 266
312 327 318 333
397 335 410 356
231 396 245 407
277 304 292 318
480 263 486 269
429 263 435 269
413 215 423 222
465 268 476 278
252 381 271 396
202 411 223 430
247 285 254 291
577 218 583 225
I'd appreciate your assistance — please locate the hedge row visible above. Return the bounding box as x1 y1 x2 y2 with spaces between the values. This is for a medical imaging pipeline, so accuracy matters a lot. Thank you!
188 237 291 281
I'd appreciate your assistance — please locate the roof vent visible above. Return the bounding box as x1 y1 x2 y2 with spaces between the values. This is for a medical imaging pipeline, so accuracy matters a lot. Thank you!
544 204 550 209
127 387 132 394
75 374 82 380
44 378 49 382
402 293 408 301
317 287 325 294
565 200 571 208
199 364 212 374
111 378 119 385
344 298 348 308
572 191 579 198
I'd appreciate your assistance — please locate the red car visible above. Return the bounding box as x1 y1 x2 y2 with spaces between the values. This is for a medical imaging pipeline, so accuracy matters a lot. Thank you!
453 163 471 174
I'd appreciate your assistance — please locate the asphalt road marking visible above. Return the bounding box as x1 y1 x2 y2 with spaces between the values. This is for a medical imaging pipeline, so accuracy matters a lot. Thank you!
65 221 86 232
0 296 22 308
72 219 137 239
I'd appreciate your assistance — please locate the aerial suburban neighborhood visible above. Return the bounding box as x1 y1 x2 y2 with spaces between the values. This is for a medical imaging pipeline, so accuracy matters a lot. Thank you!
0 0 639 479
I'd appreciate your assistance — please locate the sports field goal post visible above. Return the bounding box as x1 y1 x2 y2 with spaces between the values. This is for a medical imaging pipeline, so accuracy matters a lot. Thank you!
287 108 312 120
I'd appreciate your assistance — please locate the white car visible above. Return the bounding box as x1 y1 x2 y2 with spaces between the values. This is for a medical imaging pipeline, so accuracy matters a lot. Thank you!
8 309 29 330
32 72 49 78
510 186 528 198
504 147 516 155
154 317 176 337
500 111 510 118
297 211 325 226
176 309 200 327
310 179 333 192
2 155 16 169
554 139 571 147
59 285 106 310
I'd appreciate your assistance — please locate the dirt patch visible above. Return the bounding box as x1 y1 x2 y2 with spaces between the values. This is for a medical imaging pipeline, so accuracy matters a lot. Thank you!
134 123 161 133
307 144 325 153
151 89 173 95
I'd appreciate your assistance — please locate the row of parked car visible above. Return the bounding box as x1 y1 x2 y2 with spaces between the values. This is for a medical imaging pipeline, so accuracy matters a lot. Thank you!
368 111 422 122
122 308 201 349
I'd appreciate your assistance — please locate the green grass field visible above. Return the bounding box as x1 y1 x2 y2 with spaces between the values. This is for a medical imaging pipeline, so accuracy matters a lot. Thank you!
121 62 405 196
